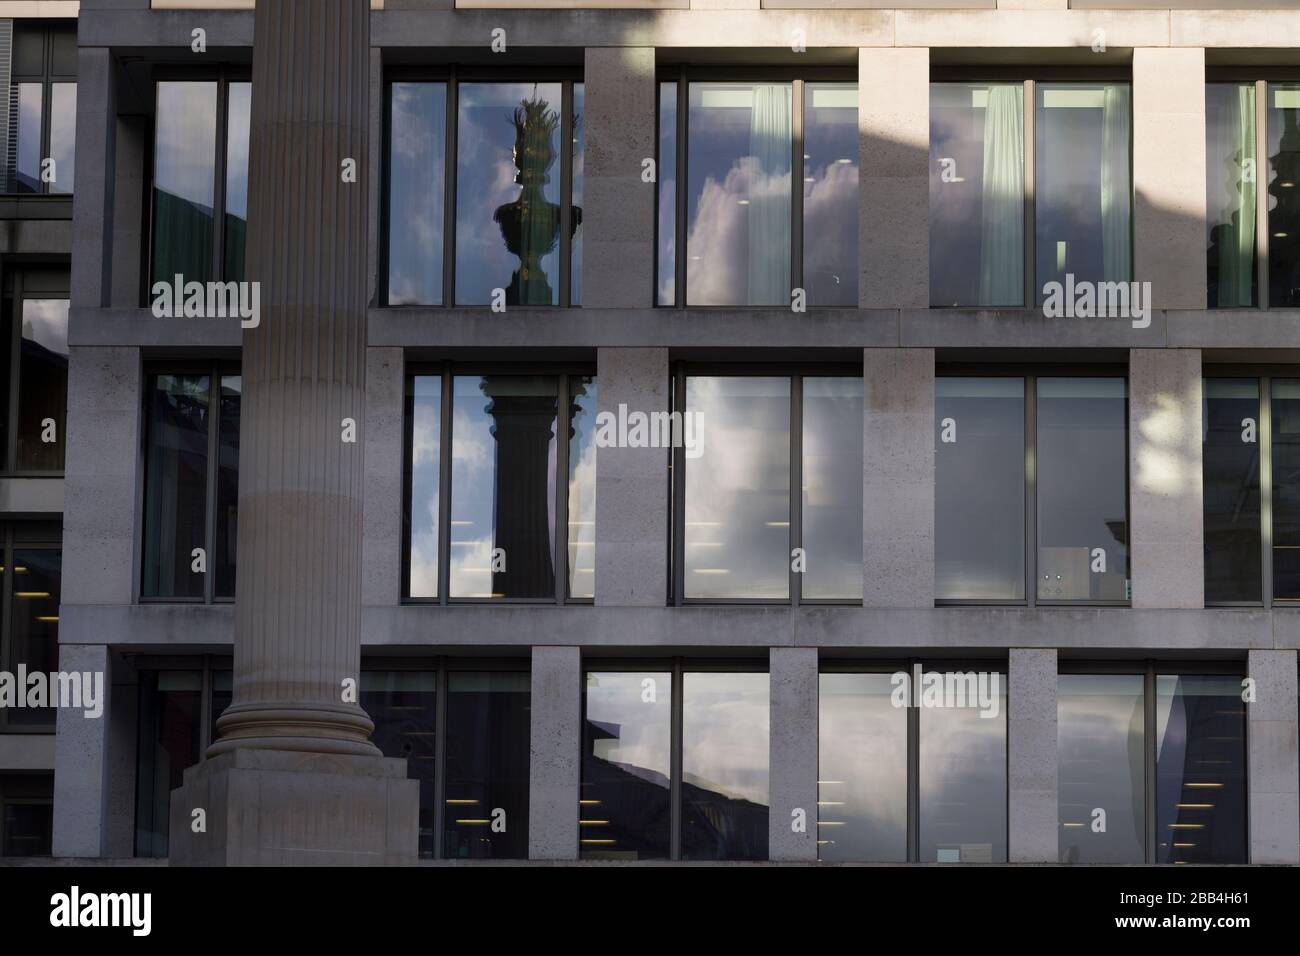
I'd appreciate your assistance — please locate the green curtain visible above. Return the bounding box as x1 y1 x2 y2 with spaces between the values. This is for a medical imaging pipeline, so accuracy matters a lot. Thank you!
151 188 214 287
1218 85 1257 307
978 85 1024 306
747 84 792 306
1100 84 1132 283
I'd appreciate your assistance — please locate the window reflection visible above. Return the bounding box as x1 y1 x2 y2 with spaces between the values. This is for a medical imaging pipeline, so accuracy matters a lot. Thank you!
407 376 442 599
48 84 76 195
1268 83 1300 306
16 299 69 471
817 673 907 862
681 671 769 861
387 82 447 305
918 668 1007 862
1036 377 1128 602
802 377 863 599
5 545 61 727
152 82 218 286
223 83 251 283
1058 674 1145 863
580 672 672 860
935 377 1025 600
456 83 578 306
1272 380 1300 599
1035 83 1131 298
1203 379 1261 603
1154 675 1247 864
803 84 858 306
214 376 240 598
443 670 530 859
142 374 210 599
362 671 438 859
930 83 1025 307
657 82 677 307
14 83 43 193
683 376 790 599
449 375 558 599
686 82 792 305
134 671 202 858
1207 83 1258 308
571 84 585 305
567 377 597 599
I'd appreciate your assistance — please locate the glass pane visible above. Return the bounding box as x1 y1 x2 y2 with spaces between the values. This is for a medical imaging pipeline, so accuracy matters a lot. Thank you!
16 298 69 471
224 82 251 282
214 376 240 598
15 83 42 194
580 671 672 860
1268 83 1300 306
1036 377 1128 602
1035 83 1131 299
211 669 231 741
5 548 61 727
362 671 438 859
1206 83 1257 308
48 83 76 194
804 83 858 306
681 671 769 861
686 82 793 305
684 376 790 599
1155 674 1247 864
152 82 218 286
442 670 530 859
657 82 677 307
1271 379 1300 599
802 377 862 599
133 670 202 858
2 803 52 857
1203 379 1261 602
450 375 557 599
455 82 564 305
935 377 1025 600
918 667 1007 862
571 83 584 305
142 374 210 599
930 83 1024 307
387 82 446 305
1058 674 1145 863
567 376 597 599
817 673 907 862
407 375 442 599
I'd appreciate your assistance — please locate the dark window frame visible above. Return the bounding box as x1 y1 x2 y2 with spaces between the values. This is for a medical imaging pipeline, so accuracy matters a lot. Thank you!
936 364 1131 607
1 267 68 477
582 656 769 861
0 521 62 734
381 66 584 309
138 361 240 605
4 19 77 198
656 65 858 310
402 361 597 606
144 68 251 304
1057 659 1250 865
670 362 864 607
928 68 1134 309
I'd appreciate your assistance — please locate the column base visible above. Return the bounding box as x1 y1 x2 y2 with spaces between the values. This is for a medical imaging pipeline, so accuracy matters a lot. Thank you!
168 748 418 866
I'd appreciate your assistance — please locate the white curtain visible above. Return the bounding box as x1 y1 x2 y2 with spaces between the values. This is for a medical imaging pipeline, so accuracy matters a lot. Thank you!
978 85 1024 306
1100 84 1132 283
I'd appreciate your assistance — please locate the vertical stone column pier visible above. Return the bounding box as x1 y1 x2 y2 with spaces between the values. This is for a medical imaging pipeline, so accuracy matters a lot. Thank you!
169 0 417 866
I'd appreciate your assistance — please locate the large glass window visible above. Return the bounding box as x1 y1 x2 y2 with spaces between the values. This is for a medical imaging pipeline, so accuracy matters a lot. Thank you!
580 670 673 860
443 669 531 860
141 368 241 601
362 671 438 858
134 669 203 858
404 369 595 603
0 522 62 730
4 22 76 195
1207 83 1258 308
675 371 862 603
1203 379 1262 603
936 373 1128 604
1268 83 1300 307
383 76 584 307
150 77 250 290
0 773 53 857
929 83 1025 307
819 664 1006 863
0 269 69 473
1058 673 1146 863
659 75 858 308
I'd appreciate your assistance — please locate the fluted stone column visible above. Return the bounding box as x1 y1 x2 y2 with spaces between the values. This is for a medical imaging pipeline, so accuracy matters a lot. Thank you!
169 0 416 865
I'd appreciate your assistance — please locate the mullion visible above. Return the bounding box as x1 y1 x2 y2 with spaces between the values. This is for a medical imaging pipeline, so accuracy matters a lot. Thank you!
212 77 230 283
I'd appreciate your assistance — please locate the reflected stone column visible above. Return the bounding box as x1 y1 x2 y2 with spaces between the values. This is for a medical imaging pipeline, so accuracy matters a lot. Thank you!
169 0 416 865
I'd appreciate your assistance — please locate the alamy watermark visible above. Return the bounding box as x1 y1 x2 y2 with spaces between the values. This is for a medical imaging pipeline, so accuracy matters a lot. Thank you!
889 665 1001 718
0 665 104 718
1042 273 1152 329
151 274 261 328
594 403 705 460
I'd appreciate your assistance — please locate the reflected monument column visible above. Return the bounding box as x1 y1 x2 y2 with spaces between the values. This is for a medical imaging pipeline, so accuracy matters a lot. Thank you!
168 0 417 865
